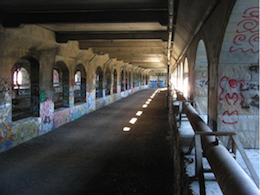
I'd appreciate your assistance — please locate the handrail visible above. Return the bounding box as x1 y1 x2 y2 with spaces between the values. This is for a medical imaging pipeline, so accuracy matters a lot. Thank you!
175 91 260 195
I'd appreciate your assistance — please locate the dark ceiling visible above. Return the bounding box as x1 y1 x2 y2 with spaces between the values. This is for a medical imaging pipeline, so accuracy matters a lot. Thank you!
0 0 213 73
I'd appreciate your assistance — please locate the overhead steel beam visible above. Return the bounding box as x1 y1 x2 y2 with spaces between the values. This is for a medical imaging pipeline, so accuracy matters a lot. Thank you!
56 31 168 43
0 10 168 27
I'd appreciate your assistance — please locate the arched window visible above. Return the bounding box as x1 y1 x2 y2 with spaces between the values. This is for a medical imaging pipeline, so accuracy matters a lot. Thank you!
105 68 111 96
74 64 86 104
96 67 103 98
12 57 40 121
113 69 117 94
53 61 69 109
121 70 124 92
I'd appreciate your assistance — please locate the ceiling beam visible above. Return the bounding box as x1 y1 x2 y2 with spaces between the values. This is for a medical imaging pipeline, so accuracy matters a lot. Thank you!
56 31 168 43
0 10 168 27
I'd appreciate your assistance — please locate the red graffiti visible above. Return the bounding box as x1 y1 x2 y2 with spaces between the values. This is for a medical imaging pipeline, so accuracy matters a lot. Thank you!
221 110 239 124
230 6 259 54
219 76 246 125
219 76 245 105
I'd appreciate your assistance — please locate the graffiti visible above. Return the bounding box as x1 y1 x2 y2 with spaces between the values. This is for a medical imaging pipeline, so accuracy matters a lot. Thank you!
0 108 11 126
40 91 46 102
13 120 40 146
54 109 71 128
40 97 54 134
241 82 259 91
249 65 259 73
42 97 53 124
71 104 86 121
0 77 11 109
0 123 14 151
197 80 208 88
230 7 259 54
219 76 246 124
250 94 259 108
0 77 10 93
222 110 239 124
219 76 245 106
87 91 95 111
31 83 39 117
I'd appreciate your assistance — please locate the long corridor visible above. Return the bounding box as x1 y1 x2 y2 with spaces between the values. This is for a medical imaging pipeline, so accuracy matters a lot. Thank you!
0 89 174 195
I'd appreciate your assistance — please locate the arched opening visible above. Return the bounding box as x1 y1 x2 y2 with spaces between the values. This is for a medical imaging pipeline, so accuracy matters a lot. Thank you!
183 58 189 99
113 69 117 94
125 71 128 90
95 67 103 99
105 68 111 96
11 57 40 121
195 39 208 122
74 64 86 104
53 61 69 109
121 69 124 92
129 71 132 89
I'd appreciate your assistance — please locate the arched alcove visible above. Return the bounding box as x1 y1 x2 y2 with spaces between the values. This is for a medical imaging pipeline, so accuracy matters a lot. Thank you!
105 68 111 96
53 61 69 109
121 69 124 92
74 64 86 104
95 66 103 98
113 69 117 94
194 39 208 121
183 58 189 98
11 56 40 121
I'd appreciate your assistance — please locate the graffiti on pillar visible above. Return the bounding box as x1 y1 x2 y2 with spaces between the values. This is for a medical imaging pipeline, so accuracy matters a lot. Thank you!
0 123 14 151
0 77 11 109
31 83 40 117
41 97 54 134
219 76 246 124
87 91 95 111
230 6 259 54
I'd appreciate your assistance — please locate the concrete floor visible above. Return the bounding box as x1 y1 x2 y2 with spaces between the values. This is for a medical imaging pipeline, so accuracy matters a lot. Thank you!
0 89 174 195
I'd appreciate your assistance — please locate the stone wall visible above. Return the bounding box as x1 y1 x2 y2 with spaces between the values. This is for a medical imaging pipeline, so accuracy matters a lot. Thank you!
0 25 150 153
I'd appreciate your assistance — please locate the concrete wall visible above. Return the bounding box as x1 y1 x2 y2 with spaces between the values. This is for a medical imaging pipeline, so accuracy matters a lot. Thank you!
171 0 259 148
218 0 259 148
0 25 149 153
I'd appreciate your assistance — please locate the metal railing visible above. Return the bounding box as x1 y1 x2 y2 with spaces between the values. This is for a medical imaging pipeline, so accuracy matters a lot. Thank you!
174 91 260 195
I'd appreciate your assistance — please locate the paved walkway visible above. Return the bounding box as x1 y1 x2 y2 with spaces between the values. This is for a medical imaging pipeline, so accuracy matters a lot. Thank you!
0 89 174 195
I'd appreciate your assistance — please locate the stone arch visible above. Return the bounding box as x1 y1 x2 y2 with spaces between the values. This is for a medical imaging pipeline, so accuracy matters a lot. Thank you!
183 58 189 98
74 64 86 104
113 69 117 94
120 69 124 92
95 66 103 98
105 67 111 96
11 56 40 121
218 1 259 148
53 61 69 109
194 39 208 119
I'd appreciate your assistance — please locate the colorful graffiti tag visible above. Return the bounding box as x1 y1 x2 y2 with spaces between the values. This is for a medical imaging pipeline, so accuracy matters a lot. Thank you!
219 76 246 124
54 109 71 128
87 91 95 111
40 97 54 135
0 123 14 151
13 120 40 146
230 7 259 54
